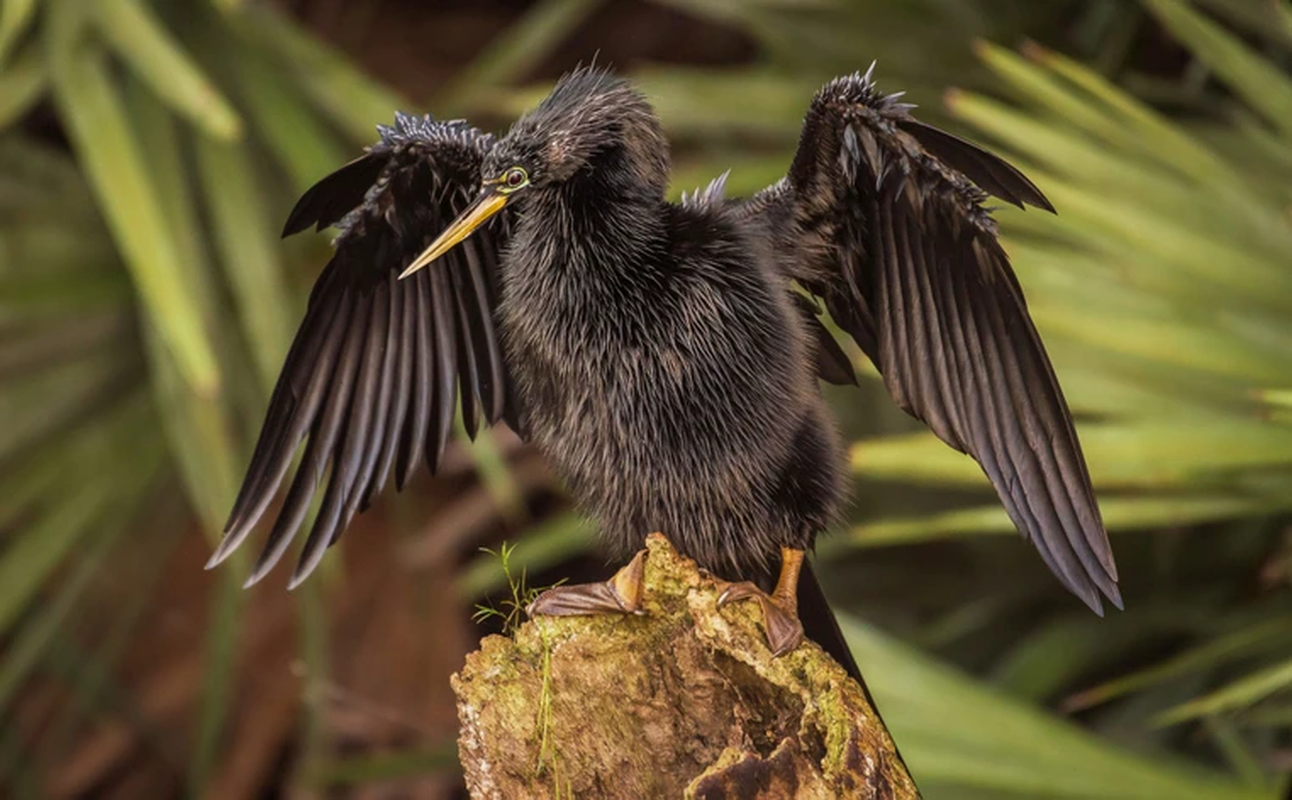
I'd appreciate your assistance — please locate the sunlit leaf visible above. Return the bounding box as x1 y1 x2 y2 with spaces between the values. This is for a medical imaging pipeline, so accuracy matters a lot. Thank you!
94 0 242 140
0 460 157 713
47 2 222 394
228 44 348 194
844 615 1269 799
840 494 1277 547
1157 657 1292 726
1144 0 1292 137
0 352 132 463
1020 41 1233 184
972 39 1140 151
0 395 157 637
195 135 294 387
0 44 46 129
1067 616 1292 711
0 0 37 65
853 420 1292 490
227 5 406 144
40 525 180 768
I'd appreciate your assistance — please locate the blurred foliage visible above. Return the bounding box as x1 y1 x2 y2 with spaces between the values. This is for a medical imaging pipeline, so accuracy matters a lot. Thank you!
1 0 1290 797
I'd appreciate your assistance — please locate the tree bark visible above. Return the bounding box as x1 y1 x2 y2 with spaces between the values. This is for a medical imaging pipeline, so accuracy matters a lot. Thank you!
452 534 918 799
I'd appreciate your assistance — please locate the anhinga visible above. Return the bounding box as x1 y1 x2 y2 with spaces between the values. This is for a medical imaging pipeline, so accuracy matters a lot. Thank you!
209 65 1121 677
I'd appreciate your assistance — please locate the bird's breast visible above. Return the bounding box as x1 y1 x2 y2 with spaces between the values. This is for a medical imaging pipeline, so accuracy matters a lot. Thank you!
496 250 812 500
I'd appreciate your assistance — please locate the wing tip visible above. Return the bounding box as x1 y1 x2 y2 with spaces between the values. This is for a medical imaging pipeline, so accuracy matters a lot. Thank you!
242 551 280 589
281 213 312 239
288 546 329 591
204 548 228 571
1103 580 1124 612
205 525 250 570
1071 568 1123 616
1030 190 1057 215
897 104 1057 215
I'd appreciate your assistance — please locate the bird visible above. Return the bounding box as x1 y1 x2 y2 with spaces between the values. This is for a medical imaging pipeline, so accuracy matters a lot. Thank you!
208 64 1121 680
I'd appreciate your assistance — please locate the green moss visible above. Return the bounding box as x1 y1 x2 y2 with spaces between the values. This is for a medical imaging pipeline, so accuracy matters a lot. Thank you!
453 534 919 798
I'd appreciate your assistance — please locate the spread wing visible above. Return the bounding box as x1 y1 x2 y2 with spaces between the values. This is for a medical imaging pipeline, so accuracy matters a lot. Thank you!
753 68 1120 613
208 113 514 588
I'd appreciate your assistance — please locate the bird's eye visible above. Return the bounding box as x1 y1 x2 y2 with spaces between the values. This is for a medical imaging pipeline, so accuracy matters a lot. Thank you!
499 167 528 192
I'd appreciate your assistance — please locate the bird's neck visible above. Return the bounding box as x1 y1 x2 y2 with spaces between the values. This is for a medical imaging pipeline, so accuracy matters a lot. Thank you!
515 165 668 286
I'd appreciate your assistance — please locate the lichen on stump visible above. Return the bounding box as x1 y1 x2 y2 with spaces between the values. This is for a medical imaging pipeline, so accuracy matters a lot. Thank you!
452 534 918 799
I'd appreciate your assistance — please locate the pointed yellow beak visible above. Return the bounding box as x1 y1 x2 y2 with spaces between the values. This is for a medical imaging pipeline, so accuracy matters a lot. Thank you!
399 187 509 279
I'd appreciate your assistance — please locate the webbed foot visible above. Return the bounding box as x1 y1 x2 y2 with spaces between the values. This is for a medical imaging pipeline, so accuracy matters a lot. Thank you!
716 547 807 657
526 549 647 617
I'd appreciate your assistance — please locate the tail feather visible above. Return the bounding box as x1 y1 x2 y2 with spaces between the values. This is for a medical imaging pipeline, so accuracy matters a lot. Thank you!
799 561 917 789
798 561 865 684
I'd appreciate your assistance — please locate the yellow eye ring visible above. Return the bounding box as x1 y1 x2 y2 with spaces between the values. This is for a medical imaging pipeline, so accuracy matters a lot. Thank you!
498 166 529 193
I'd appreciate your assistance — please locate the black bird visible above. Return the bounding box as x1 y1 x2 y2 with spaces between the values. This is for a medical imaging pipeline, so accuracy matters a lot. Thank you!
210 65 1120 672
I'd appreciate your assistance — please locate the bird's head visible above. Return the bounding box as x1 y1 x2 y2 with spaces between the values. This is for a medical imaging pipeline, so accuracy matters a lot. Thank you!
400 66 667 279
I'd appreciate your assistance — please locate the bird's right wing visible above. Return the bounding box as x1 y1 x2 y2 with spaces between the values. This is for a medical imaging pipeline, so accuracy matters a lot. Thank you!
210 114 514 588
749 70 1120 613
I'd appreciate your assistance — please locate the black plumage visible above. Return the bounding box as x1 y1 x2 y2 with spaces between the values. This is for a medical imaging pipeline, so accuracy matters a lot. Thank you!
210 65 1120 665
216 116 512 587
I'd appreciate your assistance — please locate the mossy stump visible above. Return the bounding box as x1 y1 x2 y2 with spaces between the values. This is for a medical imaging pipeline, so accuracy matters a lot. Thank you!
452 534 918 799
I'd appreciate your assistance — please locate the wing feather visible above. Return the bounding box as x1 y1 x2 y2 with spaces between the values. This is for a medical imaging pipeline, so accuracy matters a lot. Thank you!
464 238 508 422
427 265 459 471
449 252 483 440
768 71 1120 612
897 120 1053 212
364 272 409 508
209 114 517 586
790 294 856 386
398 270 433 489
246 295 368 586
280 153 385 236
343 277 394 519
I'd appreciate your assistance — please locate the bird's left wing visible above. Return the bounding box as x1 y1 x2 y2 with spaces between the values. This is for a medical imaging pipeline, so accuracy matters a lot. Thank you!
750 69 1121 613
209 114 514 588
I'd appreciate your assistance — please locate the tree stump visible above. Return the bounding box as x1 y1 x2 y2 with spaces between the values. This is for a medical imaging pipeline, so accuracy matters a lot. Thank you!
452 534 918 799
